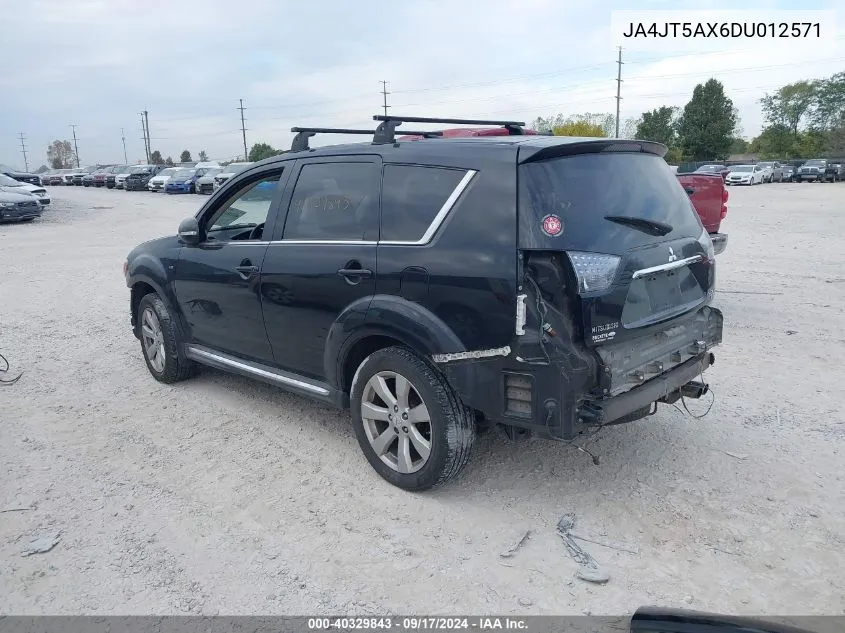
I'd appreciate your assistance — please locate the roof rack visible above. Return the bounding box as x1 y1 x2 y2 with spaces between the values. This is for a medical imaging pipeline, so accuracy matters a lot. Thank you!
372 114 526 144
290 126 442 151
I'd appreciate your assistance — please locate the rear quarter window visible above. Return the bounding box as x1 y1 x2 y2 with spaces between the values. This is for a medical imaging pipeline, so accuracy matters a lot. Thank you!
380 165 465 242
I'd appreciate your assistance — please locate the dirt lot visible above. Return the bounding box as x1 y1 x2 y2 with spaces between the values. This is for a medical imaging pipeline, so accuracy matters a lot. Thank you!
1 182 844 616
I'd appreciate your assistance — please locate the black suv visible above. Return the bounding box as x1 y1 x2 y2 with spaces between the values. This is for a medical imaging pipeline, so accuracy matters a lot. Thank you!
124 164 165 191
124 115 723 491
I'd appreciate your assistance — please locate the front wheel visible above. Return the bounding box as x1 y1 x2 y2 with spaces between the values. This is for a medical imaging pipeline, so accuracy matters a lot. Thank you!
136 293 197 384
350 346 475 491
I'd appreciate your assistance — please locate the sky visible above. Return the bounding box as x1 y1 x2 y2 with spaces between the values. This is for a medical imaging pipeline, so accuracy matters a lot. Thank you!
1 0 843 170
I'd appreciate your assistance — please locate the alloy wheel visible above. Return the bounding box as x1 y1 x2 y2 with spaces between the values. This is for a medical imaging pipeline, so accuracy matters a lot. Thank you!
141 307 166 373
361 371 432 474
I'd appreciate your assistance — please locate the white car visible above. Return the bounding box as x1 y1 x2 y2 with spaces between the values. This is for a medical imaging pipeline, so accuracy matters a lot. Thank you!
0 173 51 205
725 164 764 186
213 162 254 190
147 167 180 192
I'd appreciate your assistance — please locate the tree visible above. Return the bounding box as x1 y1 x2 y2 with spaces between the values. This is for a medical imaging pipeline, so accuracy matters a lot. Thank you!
180 150 192 163
248 142 280 162
748 124 795 158
634 106 678 147
150 150 164 165
760 81 818 136
165 156 174 166
676 79 738 160
729 137 749 155
553 121 606 137
812 72 845 131
198 150 209 162
46 140 77 169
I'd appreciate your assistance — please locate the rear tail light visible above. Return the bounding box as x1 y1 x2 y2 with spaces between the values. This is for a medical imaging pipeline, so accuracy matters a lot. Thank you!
566 252 621 294
720 187 729 219
503 373 533 418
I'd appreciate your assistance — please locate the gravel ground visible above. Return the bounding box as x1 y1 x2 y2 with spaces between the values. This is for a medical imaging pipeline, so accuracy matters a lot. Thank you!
1 183 844 616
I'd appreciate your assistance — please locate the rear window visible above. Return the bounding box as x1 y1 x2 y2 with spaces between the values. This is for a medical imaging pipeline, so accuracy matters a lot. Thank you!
519 153 703 251
380 165 465 242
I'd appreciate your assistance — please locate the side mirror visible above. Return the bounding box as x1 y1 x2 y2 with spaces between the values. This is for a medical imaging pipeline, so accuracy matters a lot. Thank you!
178 217 201 245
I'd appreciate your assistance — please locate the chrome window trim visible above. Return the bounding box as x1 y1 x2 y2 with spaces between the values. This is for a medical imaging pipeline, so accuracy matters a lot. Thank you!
268 168 477 246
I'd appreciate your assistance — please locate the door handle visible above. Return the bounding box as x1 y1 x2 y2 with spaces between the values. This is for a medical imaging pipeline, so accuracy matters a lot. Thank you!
684 187 695 195
235 264 260 279
337 268 373 278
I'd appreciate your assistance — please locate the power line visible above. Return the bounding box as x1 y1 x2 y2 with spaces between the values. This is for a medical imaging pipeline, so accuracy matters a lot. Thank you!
380 80 390 117
238 99 248 161
69 124 81 167
17 133 29 172
615 47 624 138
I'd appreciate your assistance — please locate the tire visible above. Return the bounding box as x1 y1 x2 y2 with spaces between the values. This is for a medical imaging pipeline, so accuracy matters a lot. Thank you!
136 293 197 384
350 346 475 491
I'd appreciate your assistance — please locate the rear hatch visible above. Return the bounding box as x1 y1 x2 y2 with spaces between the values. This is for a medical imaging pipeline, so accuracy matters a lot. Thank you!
518 141 715 348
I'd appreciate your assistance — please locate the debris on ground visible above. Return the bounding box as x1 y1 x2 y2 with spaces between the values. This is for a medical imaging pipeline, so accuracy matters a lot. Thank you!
1 506 34 513
556 514 610 584
568 531 640 555
500 530 531 558
20 533 61 557
722 451 749 460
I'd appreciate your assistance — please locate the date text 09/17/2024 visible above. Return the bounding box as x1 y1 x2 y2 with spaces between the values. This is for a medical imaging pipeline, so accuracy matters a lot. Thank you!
307 617 528 630
621 22 821 38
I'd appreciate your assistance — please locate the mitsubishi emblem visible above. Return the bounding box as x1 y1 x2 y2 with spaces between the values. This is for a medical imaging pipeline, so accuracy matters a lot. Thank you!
668 247 678 262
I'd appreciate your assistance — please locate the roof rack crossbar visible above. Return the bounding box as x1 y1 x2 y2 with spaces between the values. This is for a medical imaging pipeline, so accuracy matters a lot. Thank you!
372 114 526 143
290 126 442 151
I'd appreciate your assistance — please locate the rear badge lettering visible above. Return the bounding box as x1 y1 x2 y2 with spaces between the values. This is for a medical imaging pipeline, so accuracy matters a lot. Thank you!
541 214 563 237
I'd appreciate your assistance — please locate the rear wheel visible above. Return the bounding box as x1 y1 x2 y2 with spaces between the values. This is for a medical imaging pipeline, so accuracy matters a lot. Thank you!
350 346 475 491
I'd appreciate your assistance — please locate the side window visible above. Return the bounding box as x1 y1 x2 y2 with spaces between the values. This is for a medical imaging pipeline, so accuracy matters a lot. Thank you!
283 162 377 241
206 173 282 241
380 165 465 242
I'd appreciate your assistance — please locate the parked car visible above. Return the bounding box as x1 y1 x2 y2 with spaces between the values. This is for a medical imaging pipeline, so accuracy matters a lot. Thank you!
124 117 723 491
725 164 764 185
756 161 783 183
195 161 221 170
124 164 166 191
148 167 180 192
213 162 253 190
104 165 127 189
0 173 51 205
195 168 222 194
797 158 833 182
675 173 728 254
62 169 82 185
781 164 796 182
0 189 43 222
831 163 844 181
91 165 117 187
1 170 42 186
114 165 138 189
74 165 99 186
164 168 199 194
693 164 729 181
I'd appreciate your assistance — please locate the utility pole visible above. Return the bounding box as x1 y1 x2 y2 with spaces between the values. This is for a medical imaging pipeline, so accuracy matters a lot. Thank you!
614 46 623 138
18 133 29 172
143 110 151 162
139 113 149 163
238 99 248 161
380 80 390 117
70 124 81 167
121 128 128 164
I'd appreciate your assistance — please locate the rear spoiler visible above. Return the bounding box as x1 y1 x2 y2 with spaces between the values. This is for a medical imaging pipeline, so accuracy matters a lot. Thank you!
519 139 668 164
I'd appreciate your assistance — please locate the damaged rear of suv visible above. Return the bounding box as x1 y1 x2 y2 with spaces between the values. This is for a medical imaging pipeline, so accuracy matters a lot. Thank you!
124 114 722 492
508 140 722 440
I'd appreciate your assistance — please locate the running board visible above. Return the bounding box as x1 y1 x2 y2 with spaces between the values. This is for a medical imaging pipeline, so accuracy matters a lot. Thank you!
185 345 343 407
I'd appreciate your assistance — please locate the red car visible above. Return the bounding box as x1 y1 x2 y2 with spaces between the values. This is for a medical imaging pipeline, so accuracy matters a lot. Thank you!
676 173 729 254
